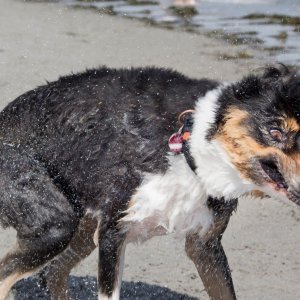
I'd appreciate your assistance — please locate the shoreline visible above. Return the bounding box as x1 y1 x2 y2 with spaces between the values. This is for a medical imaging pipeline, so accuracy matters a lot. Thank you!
0 0 300 299
57 0 300 66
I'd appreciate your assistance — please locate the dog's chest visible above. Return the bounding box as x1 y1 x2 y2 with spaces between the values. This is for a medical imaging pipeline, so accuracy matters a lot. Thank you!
122 155 213 242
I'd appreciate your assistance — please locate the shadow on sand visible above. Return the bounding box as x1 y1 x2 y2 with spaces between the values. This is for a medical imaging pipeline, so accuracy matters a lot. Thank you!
13 275 198 299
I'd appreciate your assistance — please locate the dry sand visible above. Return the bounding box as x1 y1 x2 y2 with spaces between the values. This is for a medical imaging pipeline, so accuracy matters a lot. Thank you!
0 0 299 299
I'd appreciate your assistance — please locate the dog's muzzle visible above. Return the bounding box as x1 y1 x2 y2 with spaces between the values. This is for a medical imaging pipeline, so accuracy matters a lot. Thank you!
258 156 300 206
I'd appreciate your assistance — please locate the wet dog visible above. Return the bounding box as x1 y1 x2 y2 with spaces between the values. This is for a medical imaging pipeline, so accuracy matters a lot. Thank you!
0 64 299 300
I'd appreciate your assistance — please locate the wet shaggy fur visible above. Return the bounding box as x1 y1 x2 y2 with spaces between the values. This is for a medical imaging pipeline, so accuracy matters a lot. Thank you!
0 67 218 224
0 67 218 299
0 65 299 300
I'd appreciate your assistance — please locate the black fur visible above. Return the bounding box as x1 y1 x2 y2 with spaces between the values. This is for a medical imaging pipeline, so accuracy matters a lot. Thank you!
0 66 218 297
0 67 218 225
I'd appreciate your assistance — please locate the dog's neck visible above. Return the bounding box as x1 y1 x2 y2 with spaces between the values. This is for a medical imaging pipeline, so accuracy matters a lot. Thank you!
189 86 255 200
122 86 256 239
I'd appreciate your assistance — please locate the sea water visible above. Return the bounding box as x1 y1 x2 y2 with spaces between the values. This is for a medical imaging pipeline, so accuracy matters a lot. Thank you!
60 0 300 64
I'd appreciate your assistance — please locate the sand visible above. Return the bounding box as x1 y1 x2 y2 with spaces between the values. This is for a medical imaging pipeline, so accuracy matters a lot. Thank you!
0 0 299 299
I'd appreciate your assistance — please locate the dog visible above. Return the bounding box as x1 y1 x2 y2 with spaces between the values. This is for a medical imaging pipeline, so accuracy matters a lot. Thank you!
0 64 299 300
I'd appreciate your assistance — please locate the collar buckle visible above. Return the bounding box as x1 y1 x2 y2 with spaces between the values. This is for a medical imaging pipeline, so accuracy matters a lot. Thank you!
168 110 197 173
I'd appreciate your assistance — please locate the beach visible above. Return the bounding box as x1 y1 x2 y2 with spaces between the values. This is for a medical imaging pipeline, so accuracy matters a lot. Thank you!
0 0 299 299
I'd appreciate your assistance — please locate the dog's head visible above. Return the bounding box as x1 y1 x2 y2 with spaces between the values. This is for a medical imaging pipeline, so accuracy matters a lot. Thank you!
206 64 300 205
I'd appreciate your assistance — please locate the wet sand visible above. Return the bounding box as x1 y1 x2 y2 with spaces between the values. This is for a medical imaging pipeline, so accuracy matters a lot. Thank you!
0 0 299 299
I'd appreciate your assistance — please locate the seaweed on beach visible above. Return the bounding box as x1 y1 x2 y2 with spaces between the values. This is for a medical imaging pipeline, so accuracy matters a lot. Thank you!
72 4 116 15
168 6 198 19
127 0 159 6
272 31 288 41
243 13 300 26
77 0 109 2
294 27 300 33
206 29 263 46
218 51 253 60
263 46 285 53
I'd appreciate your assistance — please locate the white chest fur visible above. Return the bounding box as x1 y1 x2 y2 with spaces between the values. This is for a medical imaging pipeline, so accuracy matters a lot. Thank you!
122 155 213 242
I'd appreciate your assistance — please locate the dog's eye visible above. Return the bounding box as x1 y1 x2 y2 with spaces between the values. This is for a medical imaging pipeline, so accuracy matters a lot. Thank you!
269 128 283 142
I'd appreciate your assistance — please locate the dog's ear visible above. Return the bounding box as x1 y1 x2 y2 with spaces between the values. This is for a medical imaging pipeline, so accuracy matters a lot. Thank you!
287 76 300 119
264 65 300 121
233 64 293 101
261 63 291 80
233 75 262 100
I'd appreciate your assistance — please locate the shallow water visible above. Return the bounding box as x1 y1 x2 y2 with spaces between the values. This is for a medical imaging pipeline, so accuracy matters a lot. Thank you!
61 0 300 64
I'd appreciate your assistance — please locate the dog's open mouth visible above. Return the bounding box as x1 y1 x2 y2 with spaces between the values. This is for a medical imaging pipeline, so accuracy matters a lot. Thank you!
259 158 288 190
259 158 300 205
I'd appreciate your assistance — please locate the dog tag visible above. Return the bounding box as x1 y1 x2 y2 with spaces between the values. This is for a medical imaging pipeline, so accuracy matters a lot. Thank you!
168 132 183 153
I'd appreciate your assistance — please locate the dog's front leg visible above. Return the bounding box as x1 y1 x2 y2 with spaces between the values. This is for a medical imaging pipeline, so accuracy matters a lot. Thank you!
98 224 126 300
185 198 237 300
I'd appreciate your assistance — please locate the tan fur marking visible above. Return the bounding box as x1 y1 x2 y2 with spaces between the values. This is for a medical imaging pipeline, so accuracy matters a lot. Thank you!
119 194 137 223
0 270 34 300
93 221 100 246
215 106 297 181
215 107 264 180
283 117 300 132
247 190 268 199
127 193 137 209
127 200 135 209
290 153 300 176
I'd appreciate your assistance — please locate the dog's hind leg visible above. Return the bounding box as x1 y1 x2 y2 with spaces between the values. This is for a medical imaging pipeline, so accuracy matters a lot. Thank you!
38 213 98 300
0 148 79 299
0 243 37 300
185 198 237 300
0 226 76 300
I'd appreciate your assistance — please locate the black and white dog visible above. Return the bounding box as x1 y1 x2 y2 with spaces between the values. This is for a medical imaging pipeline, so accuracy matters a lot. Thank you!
0 64 299 300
